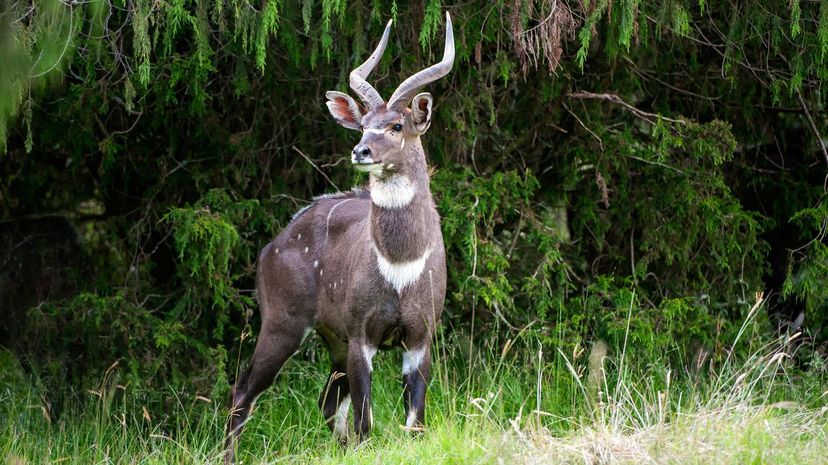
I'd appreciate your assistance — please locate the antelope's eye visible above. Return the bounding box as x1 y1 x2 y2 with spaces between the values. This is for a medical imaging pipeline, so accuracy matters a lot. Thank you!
392 123 403 132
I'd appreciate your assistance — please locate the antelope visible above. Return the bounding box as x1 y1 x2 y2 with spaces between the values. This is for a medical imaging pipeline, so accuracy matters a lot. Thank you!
224 13 454 463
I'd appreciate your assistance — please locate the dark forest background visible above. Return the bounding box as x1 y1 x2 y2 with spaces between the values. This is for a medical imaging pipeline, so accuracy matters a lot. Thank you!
1 0 826 405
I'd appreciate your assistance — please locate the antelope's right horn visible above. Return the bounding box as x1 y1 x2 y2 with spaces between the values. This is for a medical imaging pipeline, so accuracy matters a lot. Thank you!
349 19 393 110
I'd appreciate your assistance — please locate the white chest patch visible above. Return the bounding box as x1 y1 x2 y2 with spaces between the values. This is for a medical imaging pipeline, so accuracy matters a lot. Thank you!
373 245 431 294
370 175 416 209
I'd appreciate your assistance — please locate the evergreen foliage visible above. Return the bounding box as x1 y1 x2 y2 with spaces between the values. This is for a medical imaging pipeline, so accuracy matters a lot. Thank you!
0 0 825 397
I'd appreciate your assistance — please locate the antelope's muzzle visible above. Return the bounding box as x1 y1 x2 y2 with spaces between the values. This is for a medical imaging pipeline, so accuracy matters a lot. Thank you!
352 145 381 172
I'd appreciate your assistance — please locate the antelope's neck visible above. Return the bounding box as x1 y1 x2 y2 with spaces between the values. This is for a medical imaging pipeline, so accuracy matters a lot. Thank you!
369 143 437 264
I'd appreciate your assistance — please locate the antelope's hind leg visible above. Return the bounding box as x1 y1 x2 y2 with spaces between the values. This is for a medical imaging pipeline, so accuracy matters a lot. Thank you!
224 314 310 464
347 339 375 442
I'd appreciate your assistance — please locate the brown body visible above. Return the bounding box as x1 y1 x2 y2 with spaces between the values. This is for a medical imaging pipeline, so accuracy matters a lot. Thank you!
225 14 455 463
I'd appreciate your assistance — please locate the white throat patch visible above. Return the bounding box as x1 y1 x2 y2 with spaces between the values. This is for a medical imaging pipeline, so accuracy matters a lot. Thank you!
370 175 416 209
373 244 431 294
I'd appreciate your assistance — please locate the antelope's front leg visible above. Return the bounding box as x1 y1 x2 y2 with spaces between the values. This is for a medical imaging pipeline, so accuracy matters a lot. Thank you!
347 339 375 441
402 343 430 432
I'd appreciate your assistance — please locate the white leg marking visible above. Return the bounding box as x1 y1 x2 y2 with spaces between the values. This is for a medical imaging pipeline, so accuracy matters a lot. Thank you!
333 394 351 439
373 245 432 294
405 408 418 428
362 344 378 372
370 175 416 208
402 346 427 375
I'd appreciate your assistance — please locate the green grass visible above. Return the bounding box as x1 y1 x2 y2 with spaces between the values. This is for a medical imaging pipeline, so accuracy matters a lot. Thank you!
2 309 827 464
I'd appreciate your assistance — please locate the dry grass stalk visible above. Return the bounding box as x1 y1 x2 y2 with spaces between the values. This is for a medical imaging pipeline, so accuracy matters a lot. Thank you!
510 0 578 74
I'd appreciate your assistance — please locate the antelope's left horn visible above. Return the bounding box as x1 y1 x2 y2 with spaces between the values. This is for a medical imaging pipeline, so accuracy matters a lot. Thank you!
387 12 454 111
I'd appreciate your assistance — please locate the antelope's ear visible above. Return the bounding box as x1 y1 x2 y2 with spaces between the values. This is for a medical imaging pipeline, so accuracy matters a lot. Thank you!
407 92 433 134
325 91 364 131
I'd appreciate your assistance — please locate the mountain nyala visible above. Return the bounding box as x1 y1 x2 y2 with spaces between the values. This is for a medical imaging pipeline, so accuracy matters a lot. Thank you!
224 13 454 463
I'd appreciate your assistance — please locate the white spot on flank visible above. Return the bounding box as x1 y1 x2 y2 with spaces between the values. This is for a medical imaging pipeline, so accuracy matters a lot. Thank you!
304 246 309 253
274 248 279 254
297 234 302 240
405 409 418 428
333 282 337 289
402 347 427 375
373 245 432 294
370 175 416 209
320 269 323 276
362 344 378 372
333 394 351 439
314 260 319 268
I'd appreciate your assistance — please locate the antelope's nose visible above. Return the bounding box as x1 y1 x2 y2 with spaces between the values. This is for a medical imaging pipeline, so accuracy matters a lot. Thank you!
352 145 373 163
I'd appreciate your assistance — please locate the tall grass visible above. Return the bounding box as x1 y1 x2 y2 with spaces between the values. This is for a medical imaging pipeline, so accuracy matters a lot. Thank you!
2 299 826 464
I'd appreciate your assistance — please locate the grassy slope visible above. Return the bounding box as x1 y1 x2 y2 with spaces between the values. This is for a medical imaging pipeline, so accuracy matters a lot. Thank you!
2 325 827 464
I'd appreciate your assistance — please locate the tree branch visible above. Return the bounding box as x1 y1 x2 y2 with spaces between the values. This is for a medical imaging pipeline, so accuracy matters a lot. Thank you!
795 90 828 172
292 146 340 191
567 91 687 125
